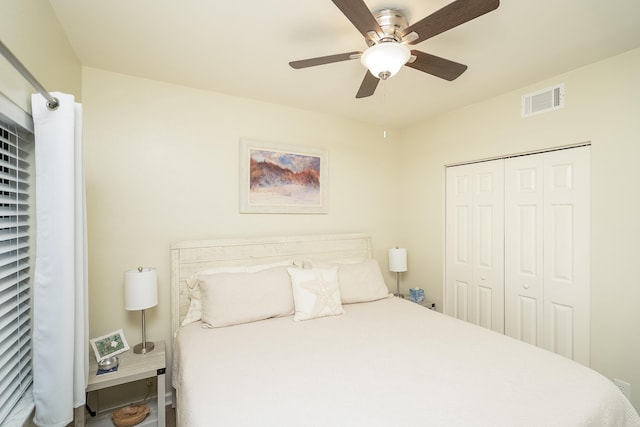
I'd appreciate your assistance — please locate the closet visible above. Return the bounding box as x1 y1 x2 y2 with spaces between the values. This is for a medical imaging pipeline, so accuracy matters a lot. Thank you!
444 146 590 366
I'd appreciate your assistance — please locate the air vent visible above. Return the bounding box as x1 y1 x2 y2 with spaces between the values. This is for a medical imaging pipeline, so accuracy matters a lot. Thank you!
521 83 564 118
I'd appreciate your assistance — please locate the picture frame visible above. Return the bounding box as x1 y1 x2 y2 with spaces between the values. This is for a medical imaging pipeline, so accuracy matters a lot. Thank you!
90 329 130 362
239 139 328 214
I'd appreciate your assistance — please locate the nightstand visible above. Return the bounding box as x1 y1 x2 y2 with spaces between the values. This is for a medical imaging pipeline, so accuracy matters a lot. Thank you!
416 300 436 310
82 341 166 426
403 296 436 310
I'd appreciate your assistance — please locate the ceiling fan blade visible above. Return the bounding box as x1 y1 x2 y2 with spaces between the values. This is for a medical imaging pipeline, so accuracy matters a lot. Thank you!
331 0 383 40
289 51 361 69
355 71 379 98
405 50 468 81
402 0 499 45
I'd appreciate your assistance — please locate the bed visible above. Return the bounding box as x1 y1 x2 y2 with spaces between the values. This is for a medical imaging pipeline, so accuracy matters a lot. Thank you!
170 233 640 426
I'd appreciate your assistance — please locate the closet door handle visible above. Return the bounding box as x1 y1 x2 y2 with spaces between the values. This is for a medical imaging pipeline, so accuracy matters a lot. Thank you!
523 283 530 289
481 276 486 280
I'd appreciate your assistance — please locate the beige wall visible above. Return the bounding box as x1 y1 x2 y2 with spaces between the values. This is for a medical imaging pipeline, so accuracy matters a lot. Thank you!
81 67 403 403
0 0 81 115
398 47 640 410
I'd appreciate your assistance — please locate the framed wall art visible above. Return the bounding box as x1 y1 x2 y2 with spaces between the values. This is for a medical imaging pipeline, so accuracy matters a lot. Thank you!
240 139 328 214
89 329 130 362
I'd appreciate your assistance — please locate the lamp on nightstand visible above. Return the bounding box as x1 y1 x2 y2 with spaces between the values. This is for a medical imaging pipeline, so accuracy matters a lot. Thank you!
388 247 407 298
124 267 158 354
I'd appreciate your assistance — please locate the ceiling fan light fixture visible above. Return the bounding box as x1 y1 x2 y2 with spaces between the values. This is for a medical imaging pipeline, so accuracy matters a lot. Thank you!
361 42 410 80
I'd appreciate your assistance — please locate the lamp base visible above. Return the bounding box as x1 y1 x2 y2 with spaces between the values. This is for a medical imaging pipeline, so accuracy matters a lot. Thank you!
393 293 405 298
133 341 155 354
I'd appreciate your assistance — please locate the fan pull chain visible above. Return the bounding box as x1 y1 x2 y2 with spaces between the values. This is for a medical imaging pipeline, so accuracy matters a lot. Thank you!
381 80 387 139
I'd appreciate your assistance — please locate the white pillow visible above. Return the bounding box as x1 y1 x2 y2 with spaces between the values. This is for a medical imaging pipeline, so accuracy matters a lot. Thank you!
181 259 295 326
329 257 367 264
307 259 391 304
301 256 366 269
288 267 344 321
199 266 294 328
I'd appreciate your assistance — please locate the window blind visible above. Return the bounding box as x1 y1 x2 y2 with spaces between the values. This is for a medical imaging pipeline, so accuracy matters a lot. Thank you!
0 117 33 425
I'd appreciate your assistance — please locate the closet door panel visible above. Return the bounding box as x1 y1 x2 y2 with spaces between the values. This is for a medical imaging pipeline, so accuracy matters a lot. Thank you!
505 155 544 346
550 204 574 281
455 280 470 322
518 205 537 275
476 203 495 328
550 302 574 359
478 286 494 328
517 295 538 345
455 206 470 265
446 160 504 333
543 147 590 366
472 161 504 332
445 168 473 320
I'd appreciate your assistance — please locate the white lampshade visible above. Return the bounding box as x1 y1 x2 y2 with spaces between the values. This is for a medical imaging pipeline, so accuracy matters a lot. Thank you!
388 248 408 272
361 42 411 80
124 267 158 311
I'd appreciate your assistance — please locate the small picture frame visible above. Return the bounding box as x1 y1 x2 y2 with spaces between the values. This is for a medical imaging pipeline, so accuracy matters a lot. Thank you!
90 329 130 362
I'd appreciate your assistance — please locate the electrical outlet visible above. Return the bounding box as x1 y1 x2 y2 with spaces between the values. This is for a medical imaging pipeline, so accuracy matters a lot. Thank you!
614 378 631 400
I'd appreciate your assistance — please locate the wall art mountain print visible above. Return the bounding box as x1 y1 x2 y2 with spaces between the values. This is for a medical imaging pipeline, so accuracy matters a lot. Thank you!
240 140 328 213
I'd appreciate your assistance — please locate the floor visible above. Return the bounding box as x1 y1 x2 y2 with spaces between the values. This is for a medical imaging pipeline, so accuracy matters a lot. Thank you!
70 405 176 426
165 405 176 427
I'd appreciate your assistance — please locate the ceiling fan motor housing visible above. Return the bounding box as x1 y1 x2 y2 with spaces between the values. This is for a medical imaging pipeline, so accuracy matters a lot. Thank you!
367 8 410 45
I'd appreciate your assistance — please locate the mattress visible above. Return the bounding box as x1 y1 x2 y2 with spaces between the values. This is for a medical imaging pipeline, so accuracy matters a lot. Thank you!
173 297 640 426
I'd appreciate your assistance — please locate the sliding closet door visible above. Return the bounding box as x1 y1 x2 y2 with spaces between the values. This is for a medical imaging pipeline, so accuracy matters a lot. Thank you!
445 160 504 333
505 146 590 365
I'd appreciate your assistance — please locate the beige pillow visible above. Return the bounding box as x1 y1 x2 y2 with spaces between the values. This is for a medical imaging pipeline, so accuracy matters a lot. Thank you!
288 267 343 321
181 259 295 326
199 266 294 328
308 259 391 304
337 259 391 303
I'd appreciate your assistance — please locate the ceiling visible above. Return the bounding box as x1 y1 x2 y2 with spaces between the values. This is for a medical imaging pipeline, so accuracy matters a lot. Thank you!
48 0 640 128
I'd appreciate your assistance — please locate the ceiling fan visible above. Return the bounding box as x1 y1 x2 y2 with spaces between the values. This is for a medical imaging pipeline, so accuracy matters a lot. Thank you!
289 0 500 98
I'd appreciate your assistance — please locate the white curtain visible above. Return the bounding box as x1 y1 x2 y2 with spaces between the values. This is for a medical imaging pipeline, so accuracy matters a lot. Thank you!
31 93 88 427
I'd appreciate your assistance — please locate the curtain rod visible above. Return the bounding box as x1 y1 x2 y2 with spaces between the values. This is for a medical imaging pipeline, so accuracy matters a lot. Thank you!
0 40 59 110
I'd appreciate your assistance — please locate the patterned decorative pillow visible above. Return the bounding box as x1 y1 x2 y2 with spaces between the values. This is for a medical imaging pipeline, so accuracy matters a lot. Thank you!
288 267 344 321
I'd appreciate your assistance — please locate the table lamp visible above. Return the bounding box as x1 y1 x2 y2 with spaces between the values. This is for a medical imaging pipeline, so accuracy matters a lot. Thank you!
124 267 158 354
388 247 407 298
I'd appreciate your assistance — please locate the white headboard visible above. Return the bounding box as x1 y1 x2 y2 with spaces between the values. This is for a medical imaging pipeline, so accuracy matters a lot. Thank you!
170 233 372 339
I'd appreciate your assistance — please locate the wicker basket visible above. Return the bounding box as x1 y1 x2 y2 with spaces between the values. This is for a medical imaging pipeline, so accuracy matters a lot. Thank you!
111 404 150 427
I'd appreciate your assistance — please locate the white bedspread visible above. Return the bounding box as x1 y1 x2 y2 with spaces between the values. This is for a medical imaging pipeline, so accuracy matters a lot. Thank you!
173 297 640 426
